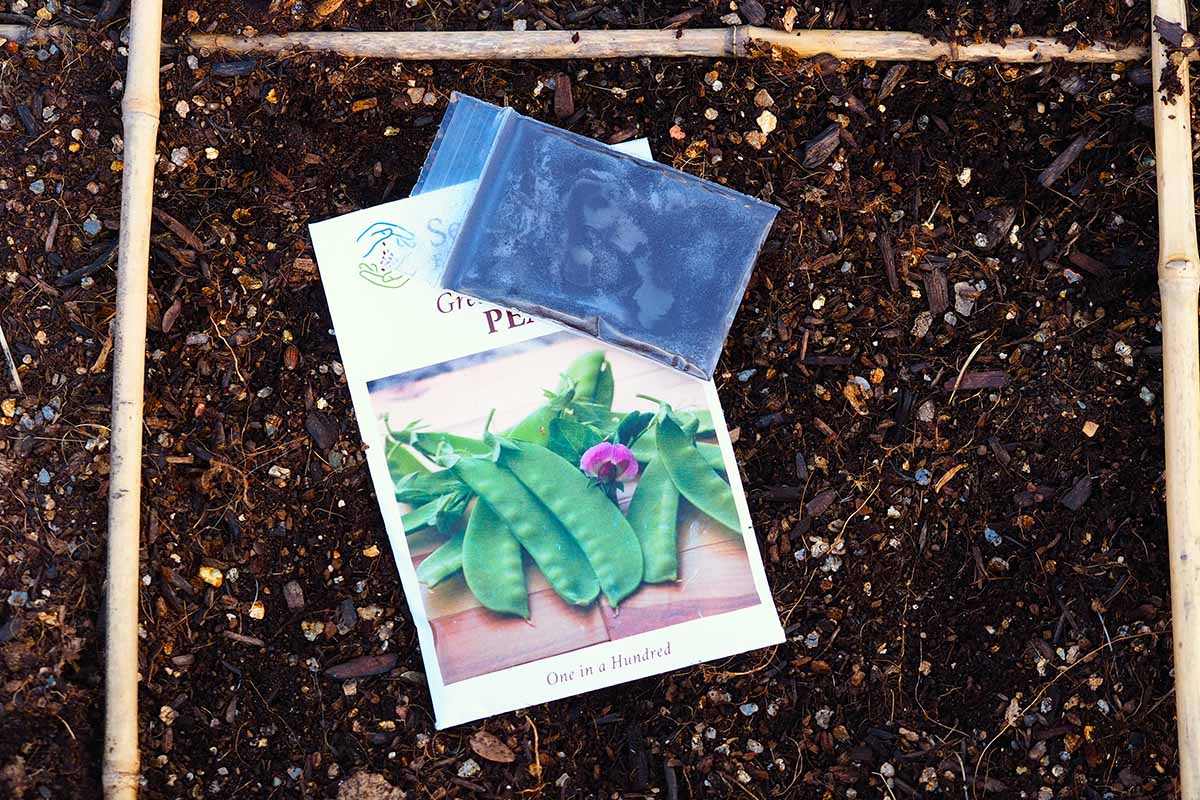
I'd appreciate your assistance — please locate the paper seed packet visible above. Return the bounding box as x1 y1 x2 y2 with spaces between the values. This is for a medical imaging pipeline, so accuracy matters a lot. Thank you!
310 140 784 729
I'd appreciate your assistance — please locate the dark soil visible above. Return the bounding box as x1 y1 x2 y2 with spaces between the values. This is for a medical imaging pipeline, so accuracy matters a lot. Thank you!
0 0 1183 798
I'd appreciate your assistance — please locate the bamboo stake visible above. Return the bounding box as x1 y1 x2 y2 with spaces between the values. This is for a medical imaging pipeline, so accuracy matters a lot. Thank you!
0 24 66 44
1152 1 1200 796
187 26 1150 63
103 0 163 797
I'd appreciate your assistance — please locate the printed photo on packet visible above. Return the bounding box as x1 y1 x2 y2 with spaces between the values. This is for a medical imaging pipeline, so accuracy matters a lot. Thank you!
368 332 762 684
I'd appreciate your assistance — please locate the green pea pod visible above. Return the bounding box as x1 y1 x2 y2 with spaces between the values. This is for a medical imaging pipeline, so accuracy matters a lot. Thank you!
402 497 445 533
631 430 726 476
675 409 715 437
657 414 741 532
415 530 465 586
505 404 561 446
626 458 681 583
503 443 644 607
386 439 429 484
559 350 607 404
452 457 600 606
591 362 615 409
463 501 530 618
697 443 728 478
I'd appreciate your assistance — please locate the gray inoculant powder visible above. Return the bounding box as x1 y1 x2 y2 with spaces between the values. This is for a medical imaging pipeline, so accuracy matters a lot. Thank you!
421 94 779 380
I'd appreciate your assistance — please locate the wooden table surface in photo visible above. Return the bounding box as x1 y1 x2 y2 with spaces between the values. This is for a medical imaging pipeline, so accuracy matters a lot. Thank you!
371 334 702 441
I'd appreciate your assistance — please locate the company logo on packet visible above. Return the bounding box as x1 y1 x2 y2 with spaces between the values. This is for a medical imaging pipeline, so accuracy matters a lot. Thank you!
356 221 417 288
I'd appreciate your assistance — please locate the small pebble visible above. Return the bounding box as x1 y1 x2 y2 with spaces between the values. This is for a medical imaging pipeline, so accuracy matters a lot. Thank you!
37 468 51 486
457 759 481 779
739 703 759 717
29 179 45 194
300 620 324 641
198 566 224 587
756 109 777 135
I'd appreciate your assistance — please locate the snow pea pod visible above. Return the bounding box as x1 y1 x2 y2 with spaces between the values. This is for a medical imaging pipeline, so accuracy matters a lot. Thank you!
452 457 600 606
402 497 444 534
657 414 741 532
674 409 715 437
503 442 644 607
631 432 726 476
415 530 465 586
506 404 561 446
626 458 681 583
463 500 529 618
591 360 615 409
560 350 607 404
509 352 617 445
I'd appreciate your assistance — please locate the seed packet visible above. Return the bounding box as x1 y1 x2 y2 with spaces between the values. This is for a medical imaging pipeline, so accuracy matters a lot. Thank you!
408 93 779 380
309 139 783 729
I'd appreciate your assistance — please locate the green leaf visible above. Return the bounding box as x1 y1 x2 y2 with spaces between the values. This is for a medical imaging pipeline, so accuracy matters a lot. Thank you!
409 431 493 461
402 492 469 534
394 470 468 505
615 410 654 447
547 417 605 465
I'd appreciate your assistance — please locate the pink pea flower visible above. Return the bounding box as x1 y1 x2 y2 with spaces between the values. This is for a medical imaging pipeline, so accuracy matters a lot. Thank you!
580 442 639 484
